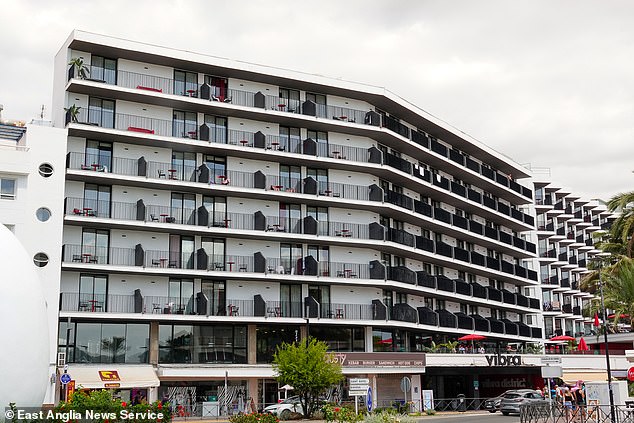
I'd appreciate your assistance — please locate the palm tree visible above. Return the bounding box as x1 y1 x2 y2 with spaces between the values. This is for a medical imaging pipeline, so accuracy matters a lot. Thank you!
606 191 634 257
602 258 634 331
64 104 81 123
68 57 90 79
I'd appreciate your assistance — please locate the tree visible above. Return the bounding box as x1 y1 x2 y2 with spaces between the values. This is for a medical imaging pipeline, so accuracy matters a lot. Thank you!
603 258 634 331
69 57 90 79
606 191 634 257
272 338 343 418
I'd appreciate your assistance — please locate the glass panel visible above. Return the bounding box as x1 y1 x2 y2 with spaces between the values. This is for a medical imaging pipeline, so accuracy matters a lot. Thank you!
0 179 16 199
125 324 149 363
204 115 228 143
101 323 126 363
74 323 102 363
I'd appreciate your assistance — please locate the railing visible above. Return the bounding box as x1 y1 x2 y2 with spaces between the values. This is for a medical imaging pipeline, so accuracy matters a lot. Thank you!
520 402 634 423
62 244 135 266
71 66 534 201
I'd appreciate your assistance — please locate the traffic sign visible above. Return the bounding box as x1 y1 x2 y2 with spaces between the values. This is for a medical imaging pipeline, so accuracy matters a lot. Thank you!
628 367 634 382
349 378 370 385
400 376 411 393
367 387 373 412
60 373 71 384
349 390 368 396
541 356 562 365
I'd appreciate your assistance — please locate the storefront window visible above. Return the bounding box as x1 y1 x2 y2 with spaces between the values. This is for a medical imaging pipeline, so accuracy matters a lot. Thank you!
63 322 149 363
256 326 300 363
159 324 247 364
311 327 364 352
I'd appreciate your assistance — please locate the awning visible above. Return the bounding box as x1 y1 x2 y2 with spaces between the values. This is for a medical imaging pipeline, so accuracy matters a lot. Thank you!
63 365 160 389
562 371 608 384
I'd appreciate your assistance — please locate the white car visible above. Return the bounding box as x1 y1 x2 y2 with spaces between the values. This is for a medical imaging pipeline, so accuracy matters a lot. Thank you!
263 396 304 419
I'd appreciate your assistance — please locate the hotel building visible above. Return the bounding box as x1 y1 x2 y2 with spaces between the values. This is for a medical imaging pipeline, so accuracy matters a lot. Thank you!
51 30 551 409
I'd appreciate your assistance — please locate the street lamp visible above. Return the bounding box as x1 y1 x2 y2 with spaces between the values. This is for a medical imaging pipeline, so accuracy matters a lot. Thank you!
596 253 616 423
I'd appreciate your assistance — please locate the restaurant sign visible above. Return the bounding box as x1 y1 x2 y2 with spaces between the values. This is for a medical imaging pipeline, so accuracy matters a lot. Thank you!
328 352 425 367
98 370 120 381
485 354 522 366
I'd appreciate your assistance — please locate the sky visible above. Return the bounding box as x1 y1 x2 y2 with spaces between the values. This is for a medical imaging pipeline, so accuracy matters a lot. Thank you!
1 0 632 201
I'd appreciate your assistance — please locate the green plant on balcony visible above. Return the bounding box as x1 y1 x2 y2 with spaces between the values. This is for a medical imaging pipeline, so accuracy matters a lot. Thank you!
68 57 90 79
64 104 81 123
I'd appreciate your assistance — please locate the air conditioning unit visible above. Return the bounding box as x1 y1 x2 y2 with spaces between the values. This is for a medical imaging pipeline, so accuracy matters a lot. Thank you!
57 352 66 367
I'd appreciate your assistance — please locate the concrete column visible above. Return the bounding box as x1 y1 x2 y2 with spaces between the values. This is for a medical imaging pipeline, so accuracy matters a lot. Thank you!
365 326 373 352
248 378 259 410
149 321 159 365
411 374 422 412
148 386 158 402
300 325 308 343
248 324 257 364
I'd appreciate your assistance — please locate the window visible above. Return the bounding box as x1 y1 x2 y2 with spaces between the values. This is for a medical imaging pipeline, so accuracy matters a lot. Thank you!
33 252 49 267
280 243 302 274
307 129 328 155
170 234 194 269
278 88 300 112
280 284 302 317
64 322 149 364
171 151 196 181
168 279 194 313
1 178 16 199
204 75 228 101
203 195 227 225
204 115 228 143
79 274 107 311
311 327 365 352
82 229 109 264
85 140 112 171
307 245 329 276
203 155 227 183
38 163 54 177
395 292 407 304
90 55 117 85
279 165 301 192
460 303 468 314
84 184 111 218
279 126 301 152
307 168 328 194
307 206 328 235
202 280 226 316
87 97 115 128
469 304 479 315
382 290 393 309
35 207 51 222
201 237 225 271
174 70 198 97
435 299 446 311
279 203 301 234
256 325 299 363
308 285 331 317
171 192 196 225
173 110 197 138
306 92 327 117
372 329 394 352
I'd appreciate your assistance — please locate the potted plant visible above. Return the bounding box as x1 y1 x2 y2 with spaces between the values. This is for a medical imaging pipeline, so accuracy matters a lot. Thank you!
64 104 81 124
68 57 90 79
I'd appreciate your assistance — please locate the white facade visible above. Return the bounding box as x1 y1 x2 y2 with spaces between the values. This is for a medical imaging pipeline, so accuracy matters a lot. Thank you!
0 122 68 405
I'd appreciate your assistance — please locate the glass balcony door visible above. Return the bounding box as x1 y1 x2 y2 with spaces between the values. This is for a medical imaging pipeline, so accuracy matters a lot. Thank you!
90 55 117 85
81 229 109 264
87 97 115 128
79 274 107 312
168 279 194 314
280 283 302 317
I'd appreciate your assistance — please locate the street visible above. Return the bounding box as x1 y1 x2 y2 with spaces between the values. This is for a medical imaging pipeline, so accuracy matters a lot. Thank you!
418 411 520 423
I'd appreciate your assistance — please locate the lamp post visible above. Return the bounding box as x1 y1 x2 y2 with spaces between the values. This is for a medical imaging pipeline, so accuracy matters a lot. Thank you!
597 255 616 423
305 302 310 348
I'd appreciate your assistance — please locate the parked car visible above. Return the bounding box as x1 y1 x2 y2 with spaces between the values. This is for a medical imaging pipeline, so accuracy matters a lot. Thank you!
499 389 544 416
483 391 509 413
263 396 303 419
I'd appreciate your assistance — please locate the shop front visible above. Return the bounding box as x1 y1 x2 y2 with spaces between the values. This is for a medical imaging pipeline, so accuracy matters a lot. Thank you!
61 365 160 402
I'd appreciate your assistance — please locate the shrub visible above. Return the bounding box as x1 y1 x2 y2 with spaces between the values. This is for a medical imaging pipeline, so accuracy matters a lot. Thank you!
322 403 363 423
230 412 280 423
363 409 416 423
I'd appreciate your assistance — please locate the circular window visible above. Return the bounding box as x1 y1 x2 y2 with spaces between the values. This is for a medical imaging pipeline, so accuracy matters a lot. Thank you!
33 252 49 267
36 207 51 222
38 163 54 178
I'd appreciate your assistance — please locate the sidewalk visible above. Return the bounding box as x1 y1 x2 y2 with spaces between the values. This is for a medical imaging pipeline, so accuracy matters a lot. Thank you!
174 410 492 423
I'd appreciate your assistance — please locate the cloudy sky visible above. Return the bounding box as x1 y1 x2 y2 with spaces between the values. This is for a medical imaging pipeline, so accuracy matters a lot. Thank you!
1 0 632 200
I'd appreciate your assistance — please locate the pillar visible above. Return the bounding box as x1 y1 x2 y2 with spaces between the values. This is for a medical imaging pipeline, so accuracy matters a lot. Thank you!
411 374 422 412
248 324 257 364
149 321 159 365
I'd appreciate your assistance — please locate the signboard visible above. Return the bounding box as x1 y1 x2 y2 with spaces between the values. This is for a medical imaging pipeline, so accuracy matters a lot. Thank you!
60 373 71 385
99 370 120 381
104 383 121 388
422 390 434 411
349 390 368 396
541 366 563 378
366 388 373 412
349 378 370 385
628 367 634 382
328 352 425 368
67 380 75 397
400 377 411 393
348 377 369 396
485 354 522 366
473 380 479 390
541 356 562 365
